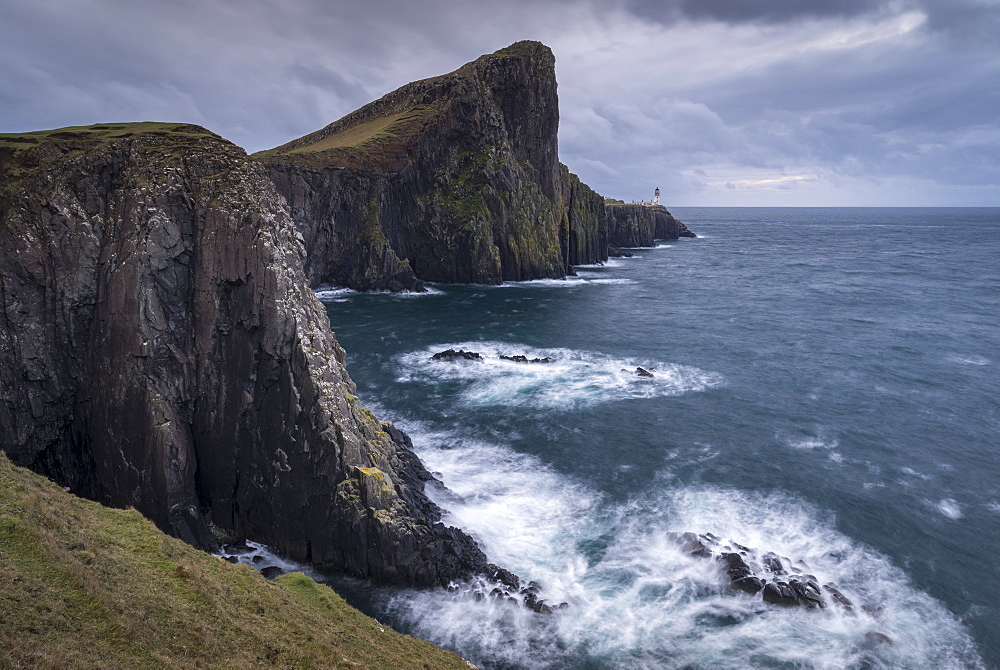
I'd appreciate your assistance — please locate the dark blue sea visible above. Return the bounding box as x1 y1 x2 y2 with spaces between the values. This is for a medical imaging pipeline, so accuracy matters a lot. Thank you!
319 207 999 669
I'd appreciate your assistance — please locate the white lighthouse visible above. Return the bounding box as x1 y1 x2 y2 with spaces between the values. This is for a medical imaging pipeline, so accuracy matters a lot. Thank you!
653 187 660 205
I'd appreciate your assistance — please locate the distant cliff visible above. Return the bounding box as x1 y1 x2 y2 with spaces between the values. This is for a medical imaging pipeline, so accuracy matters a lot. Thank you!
605 203 695 248
256 42 694 290
0 123 485 586
258 41 565 289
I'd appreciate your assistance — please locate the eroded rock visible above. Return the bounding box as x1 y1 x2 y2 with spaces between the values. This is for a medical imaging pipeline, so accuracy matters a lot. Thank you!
432 349 483 361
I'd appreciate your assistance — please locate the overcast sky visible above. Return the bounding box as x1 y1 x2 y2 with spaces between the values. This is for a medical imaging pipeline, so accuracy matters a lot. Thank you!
2 0 998 206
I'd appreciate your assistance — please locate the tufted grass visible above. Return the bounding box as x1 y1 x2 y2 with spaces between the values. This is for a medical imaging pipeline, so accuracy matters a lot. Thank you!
0 452 469 669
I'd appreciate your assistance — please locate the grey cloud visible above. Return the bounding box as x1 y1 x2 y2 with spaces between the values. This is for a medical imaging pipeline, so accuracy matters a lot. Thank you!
625 0 887 24
1 0 997 204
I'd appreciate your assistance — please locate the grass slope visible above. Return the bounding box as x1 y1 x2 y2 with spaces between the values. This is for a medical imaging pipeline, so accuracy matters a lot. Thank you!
0 452 469 670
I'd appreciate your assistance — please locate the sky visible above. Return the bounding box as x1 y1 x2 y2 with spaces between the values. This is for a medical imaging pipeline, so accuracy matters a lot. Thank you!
1 0 998 206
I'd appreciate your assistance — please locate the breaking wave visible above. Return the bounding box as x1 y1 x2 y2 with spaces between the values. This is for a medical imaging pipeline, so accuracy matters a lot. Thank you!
394 341 723 410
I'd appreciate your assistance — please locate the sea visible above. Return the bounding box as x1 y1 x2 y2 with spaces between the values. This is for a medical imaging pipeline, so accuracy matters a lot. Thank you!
314 207 999 669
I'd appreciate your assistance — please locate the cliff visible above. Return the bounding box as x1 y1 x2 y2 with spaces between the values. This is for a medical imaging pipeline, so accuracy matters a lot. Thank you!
559 164 607 266
0 123 485 586
605 203 696 248
254 42 695 289
0 452 470 669
257 41 566 289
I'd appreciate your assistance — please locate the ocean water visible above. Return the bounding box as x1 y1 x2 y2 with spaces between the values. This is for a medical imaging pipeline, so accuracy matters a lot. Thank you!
319 207 1000 669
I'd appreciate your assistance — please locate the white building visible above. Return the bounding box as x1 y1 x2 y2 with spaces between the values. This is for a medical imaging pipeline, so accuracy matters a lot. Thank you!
631 187 662 207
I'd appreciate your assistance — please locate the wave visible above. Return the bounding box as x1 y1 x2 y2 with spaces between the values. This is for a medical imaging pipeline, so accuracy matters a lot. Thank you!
373 419 985 669
930 498 963 520
502 276 635 288
313 285 445 300
394 341 723 410
945 353 991 366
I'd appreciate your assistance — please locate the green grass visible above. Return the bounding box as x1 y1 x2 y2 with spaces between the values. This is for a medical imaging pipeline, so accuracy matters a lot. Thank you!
0 122 228 194
0 452 470 669
279 108 431 155
0 122 219 151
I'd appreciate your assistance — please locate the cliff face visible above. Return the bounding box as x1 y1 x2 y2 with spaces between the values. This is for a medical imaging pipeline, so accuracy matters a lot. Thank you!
259 41 566 289
0 123 485 585
605 203 695 248
559 164 607 266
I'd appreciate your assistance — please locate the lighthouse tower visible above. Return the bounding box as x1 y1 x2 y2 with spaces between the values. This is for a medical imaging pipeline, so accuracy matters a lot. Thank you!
653 187 661 205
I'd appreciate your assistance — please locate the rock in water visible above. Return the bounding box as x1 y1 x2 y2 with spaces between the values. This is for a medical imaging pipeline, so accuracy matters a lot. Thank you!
432 349 484 361
636 367 655 377
499 354 550 363
0 123 488 587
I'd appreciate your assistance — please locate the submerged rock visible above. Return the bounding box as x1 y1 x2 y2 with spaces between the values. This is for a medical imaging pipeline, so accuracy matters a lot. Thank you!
607 247 634 258
432 349 484 361
499 354 550 363
665 532 853 612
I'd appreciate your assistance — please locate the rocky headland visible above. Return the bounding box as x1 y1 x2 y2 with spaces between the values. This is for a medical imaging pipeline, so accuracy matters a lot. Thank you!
0 122 486 587
0 41 696 607
256 41 694 291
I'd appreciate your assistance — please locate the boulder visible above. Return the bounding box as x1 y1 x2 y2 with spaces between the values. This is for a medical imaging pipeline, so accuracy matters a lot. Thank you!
762 581 800 606
499 354 551 363
432 349 484 361
260 566 285 580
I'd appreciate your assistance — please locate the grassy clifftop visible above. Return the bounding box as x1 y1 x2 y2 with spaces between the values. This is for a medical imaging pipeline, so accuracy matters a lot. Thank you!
0 452 469 669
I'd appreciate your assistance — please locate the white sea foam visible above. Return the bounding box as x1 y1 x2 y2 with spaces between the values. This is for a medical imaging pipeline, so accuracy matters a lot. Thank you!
313 286 357 299
502 275 635 288
779 431 846 464
945 353 991 366
376 421 985 669
314 285 445 300
932 498 964 520
986 501 1000 514
394 341 723 410
216 540 320 579
573 259 626 269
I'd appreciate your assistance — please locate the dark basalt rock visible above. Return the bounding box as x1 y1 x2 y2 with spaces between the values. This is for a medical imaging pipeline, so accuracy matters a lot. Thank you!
719 553 765 595
432 349 483 361
0 123 493 589
864 631 893 646
666 532 844 611
223 540 253 555
260 566 285 580
485 563 521 591
790 578 825 608
499 354 550 363
258 42 567 289
823 583 854 610
607 247 634 258
763 581 800 606
636 367 655 377
668 531 715 558
255 42 695 290
762 552 785 575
